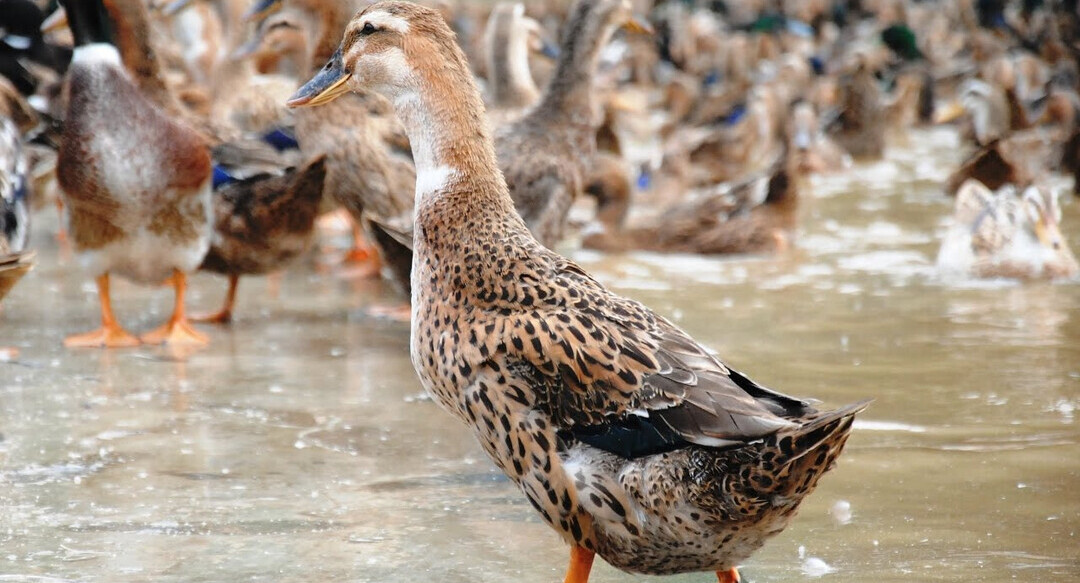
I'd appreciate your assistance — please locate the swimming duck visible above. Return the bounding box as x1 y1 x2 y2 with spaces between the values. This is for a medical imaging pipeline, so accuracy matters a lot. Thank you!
57 0 212 347
938 180 1078 280
788 100 851 174
196 155 326 323
828 58 885 159
494 0 652 249
582 152 797 255
288 4 867 582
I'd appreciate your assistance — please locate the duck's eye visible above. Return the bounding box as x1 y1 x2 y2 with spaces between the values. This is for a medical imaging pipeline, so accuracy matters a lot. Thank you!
361 22 376 35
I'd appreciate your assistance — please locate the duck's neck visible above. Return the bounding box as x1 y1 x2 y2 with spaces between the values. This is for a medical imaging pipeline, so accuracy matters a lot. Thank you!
488 26 539 108
106 0 185 117
529 16 613 125
390 62 516 223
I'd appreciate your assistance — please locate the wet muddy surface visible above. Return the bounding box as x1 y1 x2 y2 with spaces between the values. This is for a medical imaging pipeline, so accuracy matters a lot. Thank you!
1 127 1078 582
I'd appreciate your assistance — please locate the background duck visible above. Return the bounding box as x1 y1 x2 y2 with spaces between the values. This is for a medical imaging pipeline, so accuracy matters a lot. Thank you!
252 0 415 286
288 5 866 583
56 0 213 347
196 155 326 323
938 180 1078 280
482 2 556 127
828 57 886 160
494 0 651 249
582 151 796 256
1 75 33 258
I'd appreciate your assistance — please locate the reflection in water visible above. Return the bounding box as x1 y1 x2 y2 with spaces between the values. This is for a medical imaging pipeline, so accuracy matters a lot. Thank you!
1 127 1079 582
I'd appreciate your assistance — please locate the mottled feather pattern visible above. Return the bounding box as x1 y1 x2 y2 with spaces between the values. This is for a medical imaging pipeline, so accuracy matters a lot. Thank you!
200 156 327 275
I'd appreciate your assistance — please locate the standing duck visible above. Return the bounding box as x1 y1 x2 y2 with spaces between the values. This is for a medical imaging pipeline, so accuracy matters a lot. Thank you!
288 3 867 582
196 155 327 323
56 0 213 347
494 0 651 249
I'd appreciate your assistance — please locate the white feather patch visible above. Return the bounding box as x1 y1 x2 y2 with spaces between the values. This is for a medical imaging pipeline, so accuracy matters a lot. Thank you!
415 165 459 199
363 11 410 34
72 43 122 66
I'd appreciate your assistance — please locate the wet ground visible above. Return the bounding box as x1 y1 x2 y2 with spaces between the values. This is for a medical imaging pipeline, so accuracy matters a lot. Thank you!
1 126 1078 582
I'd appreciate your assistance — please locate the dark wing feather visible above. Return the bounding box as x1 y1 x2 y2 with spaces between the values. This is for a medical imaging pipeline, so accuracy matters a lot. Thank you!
494 251 812 455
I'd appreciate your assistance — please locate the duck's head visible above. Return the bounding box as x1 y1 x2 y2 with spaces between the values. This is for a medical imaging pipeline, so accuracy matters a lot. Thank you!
287 1 469 108
1021 186 1070 255
236 9 308 61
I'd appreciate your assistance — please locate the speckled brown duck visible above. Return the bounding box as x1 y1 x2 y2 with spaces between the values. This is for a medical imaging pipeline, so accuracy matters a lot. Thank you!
196 155 327 323
494 0 651 249
56 0 214 347
583 152 797 255
938 180 1078 279
288 4 867 582
253 0 415 286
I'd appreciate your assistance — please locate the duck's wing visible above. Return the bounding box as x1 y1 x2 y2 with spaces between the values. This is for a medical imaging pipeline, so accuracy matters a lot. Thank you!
486 252 812 457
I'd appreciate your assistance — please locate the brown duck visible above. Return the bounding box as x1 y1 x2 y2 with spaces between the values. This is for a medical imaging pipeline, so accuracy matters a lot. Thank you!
196 155 327 323
289 3 867 582
57 0 213 347
494 0 651 249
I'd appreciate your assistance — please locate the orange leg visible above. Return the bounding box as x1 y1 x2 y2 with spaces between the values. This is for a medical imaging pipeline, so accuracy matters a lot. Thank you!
140 270 209 346
64 273 140 348
55 197 68 244
193 274 239 324
343 222 375 264
564 546 595 583
717 567 742 583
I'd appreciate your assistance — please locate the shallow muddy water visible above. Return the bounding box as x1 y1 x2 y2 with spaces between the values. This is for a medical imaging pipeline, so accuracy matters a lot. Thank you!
1 127 1078 582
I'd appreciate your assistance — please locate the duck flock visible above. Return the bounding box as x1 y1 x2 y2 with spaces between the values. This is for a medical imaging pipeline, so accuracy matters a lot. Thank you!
0 0 1078 581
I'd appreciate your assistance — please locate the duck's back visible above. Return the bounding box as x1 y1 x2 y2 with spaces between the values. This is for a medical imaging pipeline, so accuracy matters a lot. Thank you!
58 46 212 283
60 49 210 215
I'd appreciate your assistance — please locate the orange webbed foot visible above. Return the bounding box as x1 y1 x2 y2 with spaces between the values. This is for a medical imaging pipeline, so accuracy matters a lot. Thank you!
140 318 209 346
191 309 233 325
64 325 141 348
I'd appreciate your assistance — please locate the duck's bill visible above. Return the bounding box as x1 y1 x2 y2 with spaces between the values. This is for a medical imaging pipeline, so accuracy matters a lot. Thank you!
287 50 351 108
161 0 195 17
934 100 965 124
245 0 282 22
623 15 654 35
40 7 68 34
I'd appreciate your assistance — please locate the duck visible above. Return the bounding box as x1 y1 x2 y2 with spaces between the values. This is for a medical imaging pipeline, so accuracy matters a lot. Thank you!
482 2 556 127
196 155 327 323
287 3 867 582
249 0 415 285
938 179 1078 280
56 0 213 347
788 100 851 174
827 57 885 160
0 75 34 258
494 0 652 249
582 152 797 255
